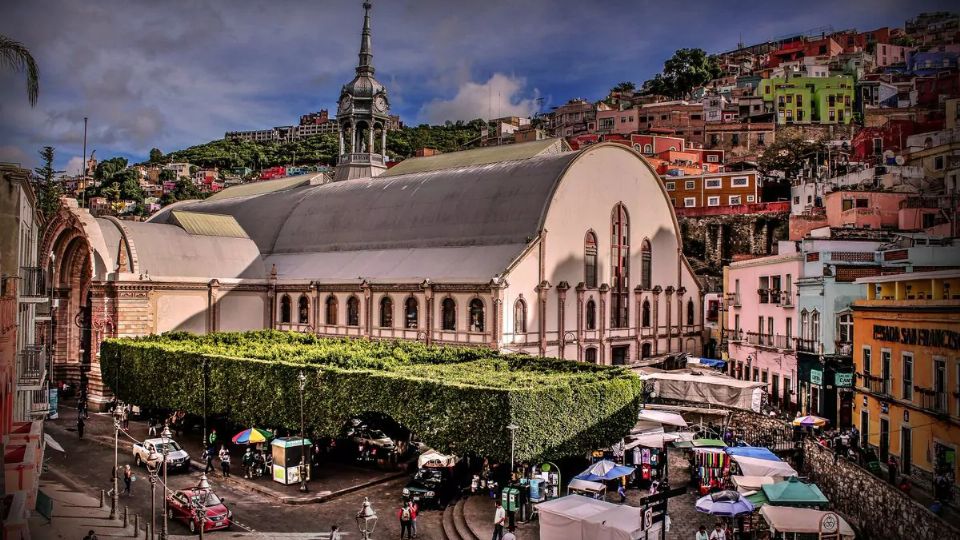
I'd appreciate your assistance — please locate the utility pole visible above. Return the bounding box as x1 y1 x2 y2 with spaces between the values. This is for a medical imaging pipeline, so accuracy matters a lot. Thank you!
81 117 88 208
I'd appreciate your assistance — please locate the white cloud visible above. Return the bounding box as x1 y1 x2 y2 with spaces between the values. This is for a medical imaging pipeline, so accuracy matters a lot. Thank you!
418 73 540 124
64 156 84 176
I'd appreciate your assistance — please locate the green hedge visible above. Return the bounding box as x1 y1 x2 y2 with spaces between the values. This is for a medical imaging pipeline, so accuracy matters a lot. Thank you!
100 331 642 461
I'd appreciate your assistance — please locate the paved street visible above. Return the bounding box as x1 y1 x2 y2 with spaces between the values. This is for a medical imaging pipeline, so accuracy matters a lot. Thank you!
44 409 445 538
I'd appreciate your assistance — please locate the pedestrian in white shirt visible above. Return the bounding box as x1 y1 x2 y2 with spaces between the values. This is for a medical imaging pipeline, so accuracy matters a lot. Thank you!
709 523 726 540
695 525 709 540
492 500 506 540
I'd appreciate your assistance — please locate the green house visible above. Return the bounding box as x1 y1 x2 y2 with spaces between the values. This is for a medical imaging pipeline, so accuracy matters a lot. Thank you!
757 74 854 126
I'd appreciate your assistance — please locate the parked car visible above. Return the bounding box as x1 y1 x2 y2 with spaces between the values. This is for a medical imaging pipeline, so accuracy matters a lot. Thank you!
166 488 232 533
342 421 396 453
133 438 190 472
402 467 453 509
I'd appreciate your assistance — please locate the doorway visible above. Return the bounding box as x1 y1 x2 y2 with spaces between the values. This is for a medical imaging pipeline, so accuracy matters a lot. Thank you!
860 410 869 448
611 346 629 366
879 418 890 462
901 427 912 475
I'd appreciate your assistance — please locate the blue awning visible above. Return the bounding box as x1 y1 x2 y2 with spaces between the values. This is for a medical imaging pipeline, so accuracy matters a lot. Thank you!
725 446 780 462
687 356 726 368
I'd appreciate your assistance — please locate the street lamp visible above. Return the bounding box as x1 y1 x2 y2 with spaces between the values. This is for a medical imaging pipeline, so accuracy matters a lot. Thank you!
147 459 160 540
355 497 378 540
298 370 308 493
193 473 211 540
109 404 123 519
506 423 519 477
160 424 172 540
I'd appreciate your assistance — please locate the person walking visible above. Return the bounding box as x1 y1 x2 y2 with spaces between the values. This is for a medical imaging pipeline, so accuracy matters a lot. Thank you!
147 417 158 437
203 446 215 474
618 482 627 503
122 465 133 496
398 501 413 539
77 416 85 439
219 445 231 478
409 500 419 538
492 500 507 540
887 455 898 485
696 525 710 540
242 447 255 479
121 405 130 430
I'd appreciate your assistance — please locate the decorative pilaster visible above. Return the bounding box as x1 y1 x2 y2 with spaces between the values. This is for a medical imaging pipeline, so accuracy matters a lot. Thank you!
267 264 278 329
536 280 552 357
208 279 220 333
664 286 674 353
422 280 433 345
652 286 662 355
599 284 610 364
361 280 372 337
575 283 585 361
557 281 570 359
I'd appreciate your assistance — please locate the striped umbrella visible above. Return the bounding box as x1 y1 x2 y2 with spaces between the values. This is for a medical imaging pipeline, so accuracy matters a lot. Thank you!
232 428 274 444
792 415 829 427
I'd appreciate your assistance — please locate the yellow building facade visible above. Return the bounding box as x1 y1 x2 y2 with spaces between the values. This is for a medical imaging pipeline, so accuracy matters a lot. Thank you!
853 270 960 488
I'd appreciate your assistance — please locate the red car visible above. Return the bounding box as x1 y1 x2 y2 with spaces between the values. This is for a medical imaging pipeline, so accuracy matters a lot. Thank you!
166 488 232 533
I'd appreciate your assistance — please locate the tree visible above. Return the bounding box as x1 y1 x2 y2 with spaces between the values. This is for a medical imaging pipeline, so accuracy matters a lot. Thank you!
642 48 722 99
160 178 205 206
158 169 176 182
757 128 826 180
0 34 39 107
148 148 164 164
611 81 636 93
32 146 62 222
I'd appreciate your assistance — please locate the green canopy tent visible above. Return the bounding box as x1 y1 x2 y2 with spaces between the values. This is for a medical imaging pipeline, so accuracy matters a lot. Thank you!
761 477 829 508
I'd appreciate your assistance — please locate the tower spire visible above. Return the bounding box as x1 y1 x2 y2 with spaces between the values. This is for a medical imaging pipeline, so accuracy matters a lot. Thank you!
357 1 374 75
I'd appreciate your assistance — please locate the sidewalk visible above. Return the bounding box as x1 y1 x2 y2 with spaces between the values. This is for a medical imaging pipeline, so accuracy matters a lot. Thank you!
29 476 135 540
51 402 406 504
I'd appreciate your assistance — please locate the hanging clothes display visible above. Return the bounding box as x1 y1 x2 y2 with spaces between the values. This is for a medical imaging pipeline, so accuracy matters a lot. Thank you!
693 448 729 494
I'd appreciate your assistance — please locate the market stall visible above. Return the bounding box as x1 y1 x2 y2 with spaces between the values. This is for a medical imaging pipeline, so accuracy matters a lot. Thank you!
417 450 457 468
759 506 855 539
638 371 766 412
730 455 798 479
538 494 659 540
566 479 607 499
691 446 730 494
761 477 829 508
732 475 775 493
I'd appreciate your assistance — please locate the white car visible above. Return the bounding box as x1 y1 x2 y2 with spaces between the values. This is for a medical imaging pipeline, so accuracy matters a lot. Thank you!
133 438 191 473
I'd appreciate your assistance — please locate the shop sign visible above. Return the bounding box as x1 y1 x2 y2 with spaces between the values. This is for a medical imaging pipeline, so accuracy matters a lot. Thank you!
810 369 823 386
873 324 960 351
835 372 853 387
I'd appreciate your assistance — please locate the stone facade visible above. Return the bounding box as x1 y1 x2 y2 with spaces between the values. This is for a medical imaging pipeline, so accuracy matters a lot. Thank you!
679 213 790 274
801 439 960 540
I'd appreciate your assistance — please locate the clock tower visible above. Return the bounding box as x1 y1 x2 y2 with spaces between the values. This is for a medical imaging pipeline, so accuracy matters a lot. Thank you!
335 1 390 181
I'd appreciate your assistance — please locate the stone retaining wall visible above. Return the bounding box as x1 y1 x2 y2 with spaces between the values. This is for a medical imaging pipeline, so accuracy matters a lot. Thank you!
801 439 959 540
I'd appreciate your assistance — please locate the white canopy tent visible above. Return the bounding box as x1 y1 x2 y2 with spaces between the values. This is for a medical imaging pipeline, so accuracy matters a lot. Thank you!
732 475 775 493
566 479 607 498
417 450 457 468
732 455 798 478
637 409 688 427
538 494 657 540
760 506 855 538
638 371 766 412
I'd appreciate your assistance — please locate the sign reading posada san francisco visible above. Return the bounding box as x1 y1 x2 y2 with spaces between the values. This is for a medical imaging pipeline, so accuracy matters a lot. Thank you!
873 325 960 351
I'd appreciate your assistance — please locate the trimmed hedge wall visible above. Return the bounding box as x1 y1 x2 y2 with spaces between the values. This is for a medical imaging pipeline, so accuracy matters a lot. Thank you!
100 331 642 461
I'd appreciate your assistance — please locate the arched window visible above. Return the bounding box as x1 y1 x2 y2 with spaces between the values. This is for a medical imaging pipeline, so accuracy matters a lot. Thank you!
379 296 393 328
584 231 598 288
441 298 456 331
641 342 652 359
642 300 651 328
837 312 853 343
298 295 309 324
810 310 821 342
404 297 418 329
800 309 809 339
586 299 597 330
469 298 485 332
641 239 652 289
347 296 360 327
280 295 292 324
585 347 598 363
514 298 527 334
643 144 653 154
610 203 630 328
687 299 695 326
325 295 338 325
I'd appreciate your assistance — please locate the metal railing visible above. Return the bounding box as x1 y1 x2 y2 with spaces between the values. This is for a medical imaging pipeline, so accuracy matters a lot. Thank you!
19 267 46 298
917 388 948 414
746 332 795 350
795 338 819 353
17 345 46 384
834 341 853 357
861 373 891 396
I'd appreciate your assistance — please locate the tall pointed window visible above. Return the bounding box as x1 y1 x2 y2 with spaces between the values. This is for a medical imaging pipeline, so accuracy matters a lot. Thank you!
325 295 338 325
687 299 695 326
584 231 598 288
811 310 821 342
347 296 360 327
469 299 485 332
441 298 456 331
280 295 292 324
405 297 418 329
641 239 652 289
586 299 597 330
514 299 527 334
379 296 393 328
642 300 651 328
610 203 630 328
298 295 309 324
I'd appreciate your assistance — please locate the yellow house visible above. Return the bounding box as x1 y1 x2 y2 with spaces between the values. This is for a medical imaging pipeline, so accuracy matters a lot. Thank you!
852 270 960 489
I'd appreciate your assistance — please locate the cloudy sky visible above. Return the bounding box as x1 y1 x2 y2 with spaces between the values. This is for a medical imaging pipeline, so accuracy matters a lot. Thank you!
0 0 955 172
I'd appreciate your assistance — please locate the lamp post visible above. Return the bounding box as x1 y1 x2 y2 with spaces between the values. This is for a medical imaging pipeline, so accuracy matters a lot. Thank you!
160 424 172 540
109 405 122 519
506 423 519 477
147 459 159 540
298 370 308 493
355 497 378 540
194 473 211 540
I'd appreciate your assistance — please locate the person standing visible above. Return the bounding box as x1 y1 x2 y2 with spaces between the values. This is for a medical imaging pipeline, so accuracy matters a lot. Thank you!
708 522 726 540
147 417 157 437
397 501 413 539
493 500 506 540
618 482 627 503
203 446 215 474
242 447 255 479
123 465 133 496
329 525 341 540
83 530 99 540
409 500 419 538
121 405 130 430
887 455 898 485
77 416 85 439
696 525 710 540
208 428 218 451
219 445 231 478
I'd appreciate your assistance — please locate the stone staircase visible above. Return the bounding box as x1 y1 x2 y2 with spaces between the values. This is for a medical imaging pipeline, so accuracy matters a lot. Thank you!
440 497 480 540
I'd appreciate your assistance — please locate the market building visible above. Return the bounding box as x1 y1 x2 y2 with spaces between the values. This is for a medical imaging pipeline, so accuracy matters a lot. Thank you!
852 269 960 491
40 3 703 409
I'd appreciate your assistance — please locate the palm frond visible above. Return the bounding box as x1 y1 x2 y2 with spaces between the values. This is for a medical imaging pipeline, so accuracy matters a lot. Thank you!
0 35 40 107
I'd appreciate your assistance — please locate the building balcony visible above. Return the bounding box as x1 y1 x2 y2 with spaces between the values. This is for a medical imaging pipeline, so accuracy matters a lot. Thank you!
746 332 795 351
728 292 741 308
916 387 948 415
18 267 47 301
795 338 820 353
16 345 46 388
859 372 892 396
834 340 853 357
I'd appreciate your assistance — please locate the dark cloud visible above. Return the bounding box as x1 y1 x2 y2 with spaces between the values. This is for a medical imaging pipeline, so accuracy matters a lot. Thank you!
0 0 956 170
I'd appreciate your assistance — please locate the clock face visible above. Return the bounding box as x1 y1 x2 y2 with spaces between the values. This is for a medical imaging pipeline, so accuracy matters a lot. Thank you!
374 95 387 112
339 95 352 113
